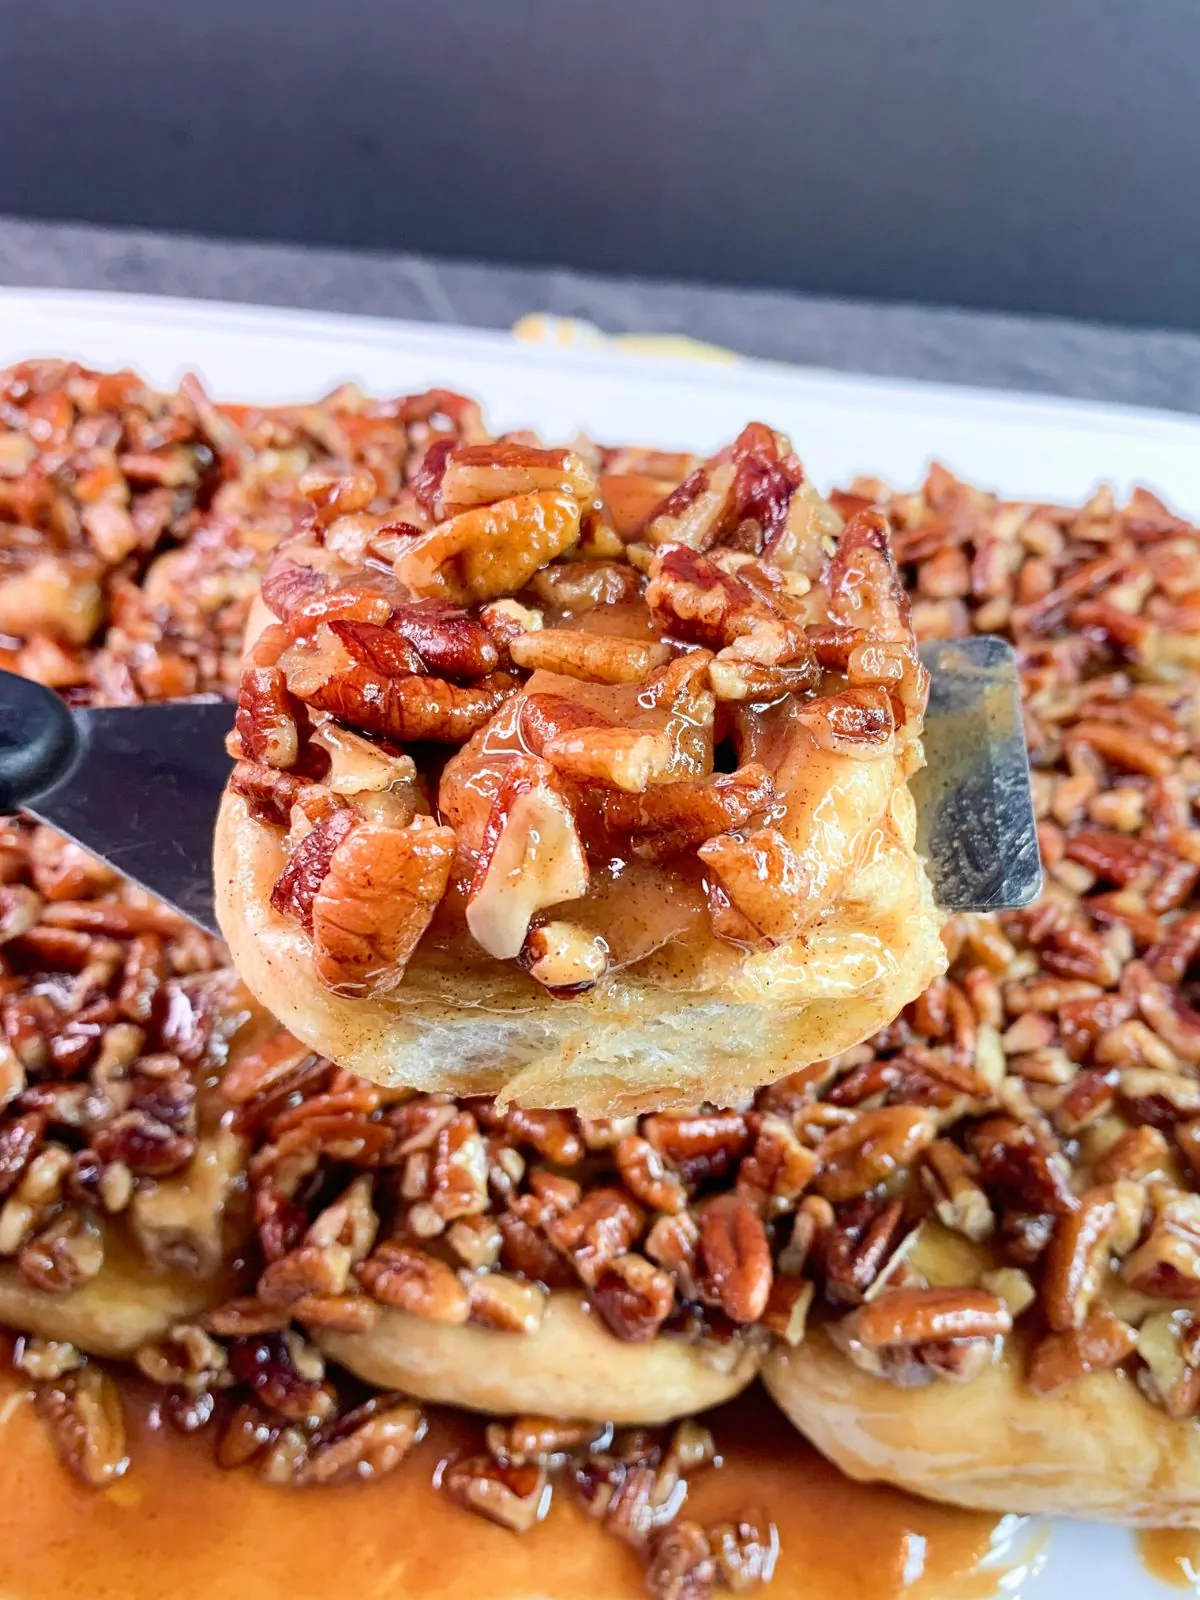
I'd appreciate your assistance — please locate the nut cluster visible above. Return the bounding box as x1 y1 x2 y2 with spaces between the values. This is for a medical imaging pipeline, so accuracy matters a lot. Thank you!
235 424 929 999
0 361 466 705
0 818 251 1289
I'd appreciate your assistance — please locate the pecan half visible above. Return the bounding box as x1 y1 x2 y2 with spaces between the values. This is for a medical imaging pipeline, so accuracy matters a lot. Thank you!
699 1195 772 1323
814 1107 937 1203
310 817 456 997
842 1286 1011 1348
604 764 776 861
235 666 301 769
304 664 519 744
1042 1188 1118 1331
1027 1304 1137 1394
394 491 582 604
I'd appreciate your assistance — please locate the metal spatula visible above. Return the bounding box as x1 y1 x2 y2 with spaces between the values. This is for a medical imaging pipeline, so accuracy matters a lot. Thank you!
0 637 1041 936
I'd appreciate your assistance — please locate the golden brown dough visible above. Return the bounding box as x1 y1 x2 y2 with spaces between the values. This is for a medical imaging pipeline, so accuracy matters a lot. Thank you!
317 1290 760 1424
764 1328 1200 1527
0 1247 238 1359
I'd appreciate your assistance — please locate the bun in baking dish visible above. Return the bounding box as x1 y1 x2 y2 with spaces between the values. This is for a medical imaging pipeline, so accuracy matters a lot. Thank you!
764 1325 1200 1526
215 427 947 1113
317 1290 760 1425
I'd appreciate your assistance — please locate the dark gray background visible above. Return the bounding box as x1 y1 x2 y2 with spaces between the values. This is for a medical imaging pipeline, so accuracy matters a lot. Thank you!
4 0 1198 330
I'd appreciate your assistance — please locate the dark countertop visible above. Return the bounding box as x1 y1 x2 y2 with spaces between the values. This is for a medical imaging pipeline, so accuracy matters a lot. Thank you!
3 215 1199 415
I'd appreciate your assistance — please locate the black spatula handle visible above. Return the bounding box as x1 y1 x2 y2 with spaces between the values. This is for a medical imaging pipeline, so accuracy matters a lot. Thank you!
0 670 81 812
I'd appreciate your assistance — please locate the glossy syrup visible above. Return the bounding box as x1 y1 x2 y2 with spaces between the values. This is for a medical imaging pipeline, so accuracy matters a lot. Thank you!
1137 1530 1200 1591
0 1374 1024 1600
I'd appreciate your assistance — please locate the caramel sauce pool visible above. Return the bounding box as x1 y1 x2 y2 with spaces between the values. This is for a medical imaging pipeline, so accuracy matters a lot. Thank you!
1138 1530 1200 1590
0 1373 1014 1600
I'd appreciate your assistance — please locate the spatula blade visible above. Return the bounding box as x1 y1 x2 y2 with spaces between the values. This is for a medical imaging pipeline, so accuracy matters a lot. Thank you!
28 701 235 935
913 635 1042 913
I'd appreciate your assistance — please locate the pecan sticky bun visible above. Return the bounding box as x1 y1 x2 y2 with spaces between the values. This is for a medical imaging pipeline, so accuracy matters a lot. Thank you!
215 425 946 1114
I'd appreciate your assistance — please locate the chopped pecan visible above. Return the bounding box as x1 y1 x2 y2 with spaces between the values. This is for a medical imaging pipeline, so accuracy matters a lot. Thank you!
616 1135 688 1214
825 510 912 641
546 1186 644 1284
646 544 805 657
358 1241 470 1323
1042 1188 1117 1331
1124 1190 1200 1299
466 761 588 960
1118 1066 1200 1129
441 1456 552 1533
699 828 807 944
327 618 425 677
467 1271 547 1333
234 665 301 769
967 1116 1077 1218
919 1141 994 1242
521 921 609 991
509 627 670 685
1136 1312 1200 1418
389 601 500 678
394 491 582 604
591 1253 676 1341
37 1367 129 1487
430 1111 489 1220
542 725 673 793
823 1196 907 1306
440 442 596 513
271 809 358 933
304 663 519 744
19 1209 104 1293
301 1396 426 1485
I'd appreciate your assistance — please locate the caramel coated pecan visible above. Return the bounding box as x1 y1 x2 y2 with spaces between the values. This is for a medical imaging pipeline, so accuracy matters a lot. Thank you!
699 1195 772 1323
304 664 519 744
310 818 457 997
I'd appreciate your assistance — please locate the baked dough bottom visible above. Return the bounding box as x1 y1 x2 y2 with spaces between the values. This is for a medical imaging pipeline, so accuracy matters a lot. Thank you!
764 1327 1200 1527
317 1290 760 1424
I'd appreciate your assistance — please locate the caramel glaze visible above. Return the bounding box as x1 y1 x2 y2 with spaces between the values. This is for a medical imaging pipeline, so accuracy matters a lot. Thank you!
1138 1530 1200 1591
0 1369 1012 1600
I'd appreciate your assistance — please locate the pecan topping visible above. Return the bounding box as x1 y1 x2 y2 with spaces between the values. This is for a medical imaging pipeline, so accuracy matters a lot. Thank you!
843 1286 1012 1348
604 764 776 862
357 1242 470 1323
441 443 597 512
509 628 671 685
235 665 300 769
814 1107 937 1203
